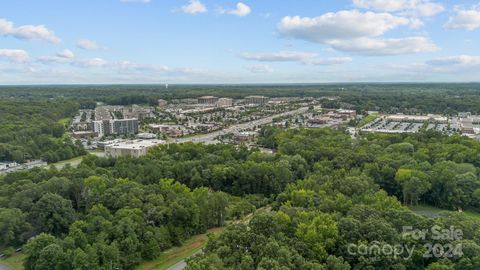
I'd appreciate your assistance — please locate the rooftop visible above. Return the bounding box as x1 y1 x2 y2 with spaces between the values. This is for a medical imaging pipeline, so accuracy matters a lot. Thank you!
106 140 165 150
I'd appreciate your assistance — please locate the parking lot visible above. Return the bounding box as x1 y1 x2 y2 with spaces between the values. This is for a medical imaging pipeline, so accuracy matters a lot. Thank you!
360 118 445 134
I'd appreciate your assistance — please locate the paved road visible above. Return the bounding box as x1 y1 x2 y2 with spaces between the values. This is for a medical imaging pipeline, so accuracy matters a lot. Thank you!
176 106 309 144
166 250 202 270
0 262 12 270
167 260 187 270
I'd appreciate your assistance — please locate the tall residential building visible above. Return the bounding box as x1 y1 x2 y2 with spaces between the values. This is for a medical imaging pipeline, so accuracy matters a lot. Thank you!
93 118 138 137
216 98 233 108
245 95 269 105
198 96 219 105
111 119 139 134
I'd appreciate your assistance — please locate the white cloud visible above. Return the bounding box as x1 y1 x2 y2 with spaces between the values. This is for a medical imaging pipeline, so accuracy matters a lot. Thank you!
408 18 424 28
246 64 273 73
415 2 444 17
278 11 410 43
426 55 480 66
303 57 353 65
182 0 207 15
240 51 352 65
36 52 204 77
228 2 251 17
37 56 69 64
444 5 480 31
0 49 29 63
329 36 438 55
277 10 438 56
352 0 444 17
120 0 151 3
72 58 109 67
240 51 318 62
0 18 60 44
56 49 75 59
353 0 408 12
77 39 99 50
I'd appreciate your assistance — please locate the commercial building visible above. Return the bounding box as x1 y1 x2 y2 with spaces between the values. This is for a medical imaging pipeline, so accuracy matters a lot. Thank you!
386 114 448 124
336 109 357 118
136 133 157 139
158 99 168 108
0 162 18 171
97 139 124 149
234 131 256 142
308 117 330 125
198 96 219 105
149 124 184 137
245 96 269 105
0 160 47 174
216 98 233 108
105 140 165 158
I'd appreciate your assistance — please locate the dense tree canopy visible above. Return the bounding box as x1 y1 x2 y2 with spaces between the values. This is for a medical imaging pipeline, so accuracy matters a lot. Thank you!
0 128 479 269
0 99 85 162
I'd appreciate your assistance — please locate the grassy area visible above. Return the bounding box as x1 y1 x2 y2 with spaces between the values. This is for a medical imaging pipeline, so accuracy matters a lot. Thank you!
0 252 25 270
57 117 71 126
49 151 104 169
136 227 224 270
356 113 378 128
409 204 446 218
463 210 480 220
49 155 86 168
409 204 480 220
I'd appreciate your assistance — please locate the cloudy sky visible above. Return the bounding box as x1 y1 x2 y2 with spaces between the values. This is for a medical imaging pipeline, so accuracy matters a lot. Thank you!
1 0 480 84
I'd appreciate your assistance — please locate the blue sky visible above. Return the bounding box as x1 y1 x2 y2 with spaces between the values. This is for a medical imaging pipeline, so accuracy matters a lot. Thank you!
1 0 480 84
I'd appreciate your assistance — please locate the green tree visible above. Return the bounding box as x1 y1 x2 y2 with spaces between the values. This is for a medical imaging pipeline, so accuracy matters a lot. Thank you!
29 193 76 235
0 208 31 247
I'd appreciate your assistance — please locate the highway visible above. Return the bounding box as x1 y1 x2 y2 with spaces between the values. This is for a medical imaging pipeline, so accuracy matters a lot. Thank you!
176 106 309 144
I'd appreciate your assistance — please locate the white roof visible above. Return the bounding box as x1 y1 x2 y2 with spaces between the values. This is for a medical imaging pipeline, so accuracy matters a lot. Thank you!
107 140 165 150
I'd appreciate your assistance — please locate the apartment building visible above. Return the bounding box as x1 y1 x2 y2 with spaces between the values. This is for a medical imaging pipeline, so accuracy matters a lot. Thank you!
245 96 269 105
216 98 233 108
93 118 139 137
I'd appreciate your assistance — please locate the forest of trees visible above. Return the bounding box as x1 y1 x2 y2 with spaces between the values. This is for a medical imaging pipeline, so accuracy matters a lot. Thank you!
0 99 86 163
185 128 480 270
1 128 480 269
